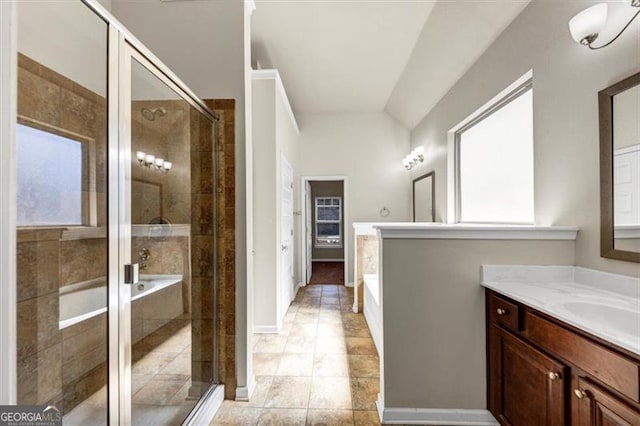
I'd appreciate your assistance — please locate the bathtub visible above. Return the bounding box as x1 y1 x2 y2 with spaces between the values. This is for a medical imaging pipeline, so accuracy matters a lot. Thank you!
363 273 381 355
59 274 183 330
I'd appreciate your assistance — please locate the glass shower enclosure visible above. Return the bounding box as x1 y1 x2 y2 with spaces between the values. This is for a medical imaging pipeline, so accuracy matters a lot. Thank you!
14 1 218 424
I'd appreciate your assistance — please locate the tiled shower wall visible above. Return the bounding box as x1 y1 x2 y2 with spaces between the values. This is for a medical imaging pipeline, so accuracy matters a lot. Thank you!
16 53 108 409
205 99 237 400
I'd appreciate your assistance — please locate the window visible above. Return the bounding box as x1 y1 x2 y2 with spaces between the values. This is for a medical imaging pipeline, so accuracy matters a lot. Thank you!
455 81 534 223
315 197 342 247
17 124 88 226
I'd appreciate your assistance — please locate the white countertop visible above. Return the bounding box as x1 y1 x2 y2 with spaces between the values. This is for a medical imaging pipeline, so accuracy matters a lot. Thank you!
481 265 640 356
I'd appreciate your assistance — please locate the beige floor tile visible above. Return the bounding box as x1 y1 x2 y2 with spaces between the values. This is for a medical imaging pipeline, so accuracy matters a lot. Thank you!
315 337 347 354
313 353 349 377
321 296 340 305
290 322 318 337
279 323 293 336
350 378 379 410
317 323 345 337
276 353 314 376
347 356 379 378
254 335 287 353
297 305 321 315
258 408 307 425
353 410 381 425
345 338 377 356
306 409 354 425
295 313 320 324
227 375 273 408
284 336 316 353
308 377 352 409
264 376 312 408
132 351 178 375
210 403 262 425
254 353 282 376
132 377 187 405
343 325 371 338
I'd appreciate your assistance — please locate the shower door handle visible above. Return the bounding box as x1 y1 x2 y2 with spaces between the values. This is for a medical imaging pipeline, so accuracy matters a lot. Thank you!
124 263 140 285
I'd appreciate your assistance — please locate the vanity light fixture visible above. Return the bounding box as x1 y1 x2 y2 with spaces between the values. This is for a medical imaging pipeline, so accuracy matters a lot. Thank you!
136 151 172 173
403 146 425 170
569 1 640 50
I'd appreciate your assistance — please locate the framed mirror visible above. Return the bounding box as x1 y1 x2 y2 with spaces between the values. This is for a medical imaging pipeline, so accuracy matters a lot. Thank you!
413 171 435 222
599 71 640 263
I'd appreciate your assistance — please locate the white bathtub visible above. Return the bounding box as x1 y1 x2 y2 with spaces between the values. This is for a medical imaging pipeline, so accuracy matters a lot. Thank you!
363 273 381 355
59 274 183 330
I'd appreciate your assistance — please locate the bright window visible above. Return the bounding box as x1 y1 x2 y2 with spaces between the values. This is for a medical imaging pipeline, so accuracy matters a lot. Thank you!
456 83 534 223
17 124 86 226
315 197 342 247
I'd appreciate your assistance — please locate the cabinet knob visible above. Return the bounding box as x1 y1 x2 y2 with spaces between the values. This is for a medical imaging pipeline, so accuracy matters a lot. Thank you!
547 372 560 381
496 308 508 316
573 389 586 400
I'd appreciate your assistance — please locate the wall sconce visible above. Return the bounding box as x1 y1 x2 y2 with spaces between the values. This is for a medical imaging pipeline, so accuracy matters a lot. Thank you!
569 1 640 50
136 151 172 173
403 146 424 170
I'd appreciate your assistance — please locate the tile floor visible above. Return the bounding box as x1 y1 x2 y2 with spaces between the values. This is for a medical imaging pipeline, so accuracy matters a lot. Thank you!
64 318 199 426
211 285 381 426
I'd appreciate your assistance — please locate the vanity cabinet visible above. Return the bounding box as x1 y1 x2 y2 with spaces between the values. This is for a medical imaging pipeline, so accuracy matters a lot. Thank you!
486 291 640 426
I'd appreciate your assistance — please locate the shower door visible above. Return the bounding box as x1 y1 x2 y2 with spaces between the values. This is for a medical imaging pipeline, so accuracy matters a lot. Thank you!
117 41 217 425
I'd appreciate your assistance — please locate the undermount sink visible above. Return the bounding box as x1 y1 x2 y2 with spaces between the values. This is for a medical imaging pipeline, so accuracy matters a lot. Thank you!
562 301 640 337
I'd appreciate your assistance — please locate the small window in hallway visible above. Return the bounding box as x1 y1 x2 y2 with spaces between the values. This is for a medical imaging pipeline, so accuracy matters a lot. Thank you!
315 197 342 247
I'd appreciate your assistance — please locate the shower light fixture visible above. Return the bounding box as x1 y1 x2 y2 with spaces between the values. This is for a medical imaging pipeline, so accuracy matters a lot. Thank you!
403 146 424 170
569 1 640 50
136 151 172 172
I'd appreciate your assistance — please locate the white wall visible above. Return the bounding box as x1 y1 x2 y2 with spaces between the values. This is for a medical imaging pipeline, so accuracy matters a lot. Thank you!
297 113 412 283
0 0 17 405
111 0 254 397
17 1 108 96
410 0 640 278
252 73 300 330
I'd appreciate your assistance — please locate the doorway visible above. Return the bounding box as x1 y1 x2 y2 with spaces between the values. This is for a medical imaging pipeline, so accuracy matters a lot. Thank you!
301 177 348 286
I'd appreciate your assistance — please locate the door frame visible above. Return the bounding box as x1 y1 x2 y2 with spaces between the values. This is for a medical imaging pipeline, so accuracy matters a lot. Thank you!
300 175 349 287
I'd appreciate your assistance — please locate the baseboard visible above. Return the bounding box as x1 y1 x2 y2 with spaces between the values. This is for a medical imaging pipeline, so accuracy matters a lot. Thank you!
235 376 257 401
311 258 344 262
253 325 280 334
185 384 224 426
345 281 354 288
376 395 499 425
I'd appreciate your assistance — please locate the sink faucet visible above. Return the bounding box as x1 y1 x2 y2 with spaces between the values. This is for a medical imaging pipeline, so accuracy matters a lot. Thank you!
138 247 150 271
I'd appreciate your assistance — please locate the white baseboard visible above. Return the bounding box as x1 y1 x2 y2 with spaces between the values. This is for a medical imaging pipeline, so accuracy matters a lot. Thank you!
235 376 257 401
185 384 224 426
377 395 498 425
253 325 280 334
311 258 344 262
345 281 354 288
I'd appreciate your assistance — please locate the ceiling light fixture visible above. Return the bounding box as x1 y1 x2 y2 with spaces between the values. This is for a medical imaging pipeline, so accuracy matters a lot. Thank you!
569 1 640 50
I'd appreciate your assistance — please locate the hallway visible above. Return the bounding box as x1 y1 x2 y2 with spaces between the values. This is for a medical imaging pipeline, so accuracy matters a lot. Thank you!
211 285 380 425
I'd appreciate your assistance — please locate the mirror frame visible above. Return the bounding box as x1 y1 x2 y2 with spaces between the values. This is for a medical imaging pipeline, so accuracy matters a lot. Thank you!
412 171 435 222
599 71 640 263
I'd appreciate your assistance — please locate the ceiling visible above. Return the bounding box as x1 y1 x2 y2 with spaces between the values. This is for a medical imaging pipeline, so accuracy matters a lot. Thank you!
252 0 436 114
252 0 531 129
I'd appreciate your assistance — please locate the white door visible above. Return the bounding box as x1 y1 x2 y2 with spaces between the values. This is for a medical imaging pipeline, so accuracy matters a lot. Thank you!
305 181 313 284
280 156 294 318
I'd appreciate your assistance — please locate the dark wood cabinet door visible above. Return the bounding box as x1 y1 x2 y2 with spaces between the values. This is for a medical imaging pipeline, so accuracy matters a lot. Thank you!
573 378 640 426
489 325 567 426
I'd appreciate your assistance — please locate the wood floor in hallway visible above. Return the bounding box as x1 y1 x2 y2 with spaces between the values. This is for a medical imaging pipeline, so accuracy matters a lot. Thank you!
210 285 381 425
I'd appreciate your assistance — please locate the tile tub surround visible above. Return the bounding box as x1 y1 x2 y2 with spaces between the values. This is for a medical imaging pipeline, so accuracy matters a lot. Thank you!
481 265 640 356
210 285 381 425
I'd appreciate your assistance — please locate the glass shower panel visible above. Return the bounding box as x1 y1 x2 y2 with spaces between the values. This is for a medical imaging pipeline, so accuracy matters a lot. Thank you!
16 1 109 424
129 58 216 425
